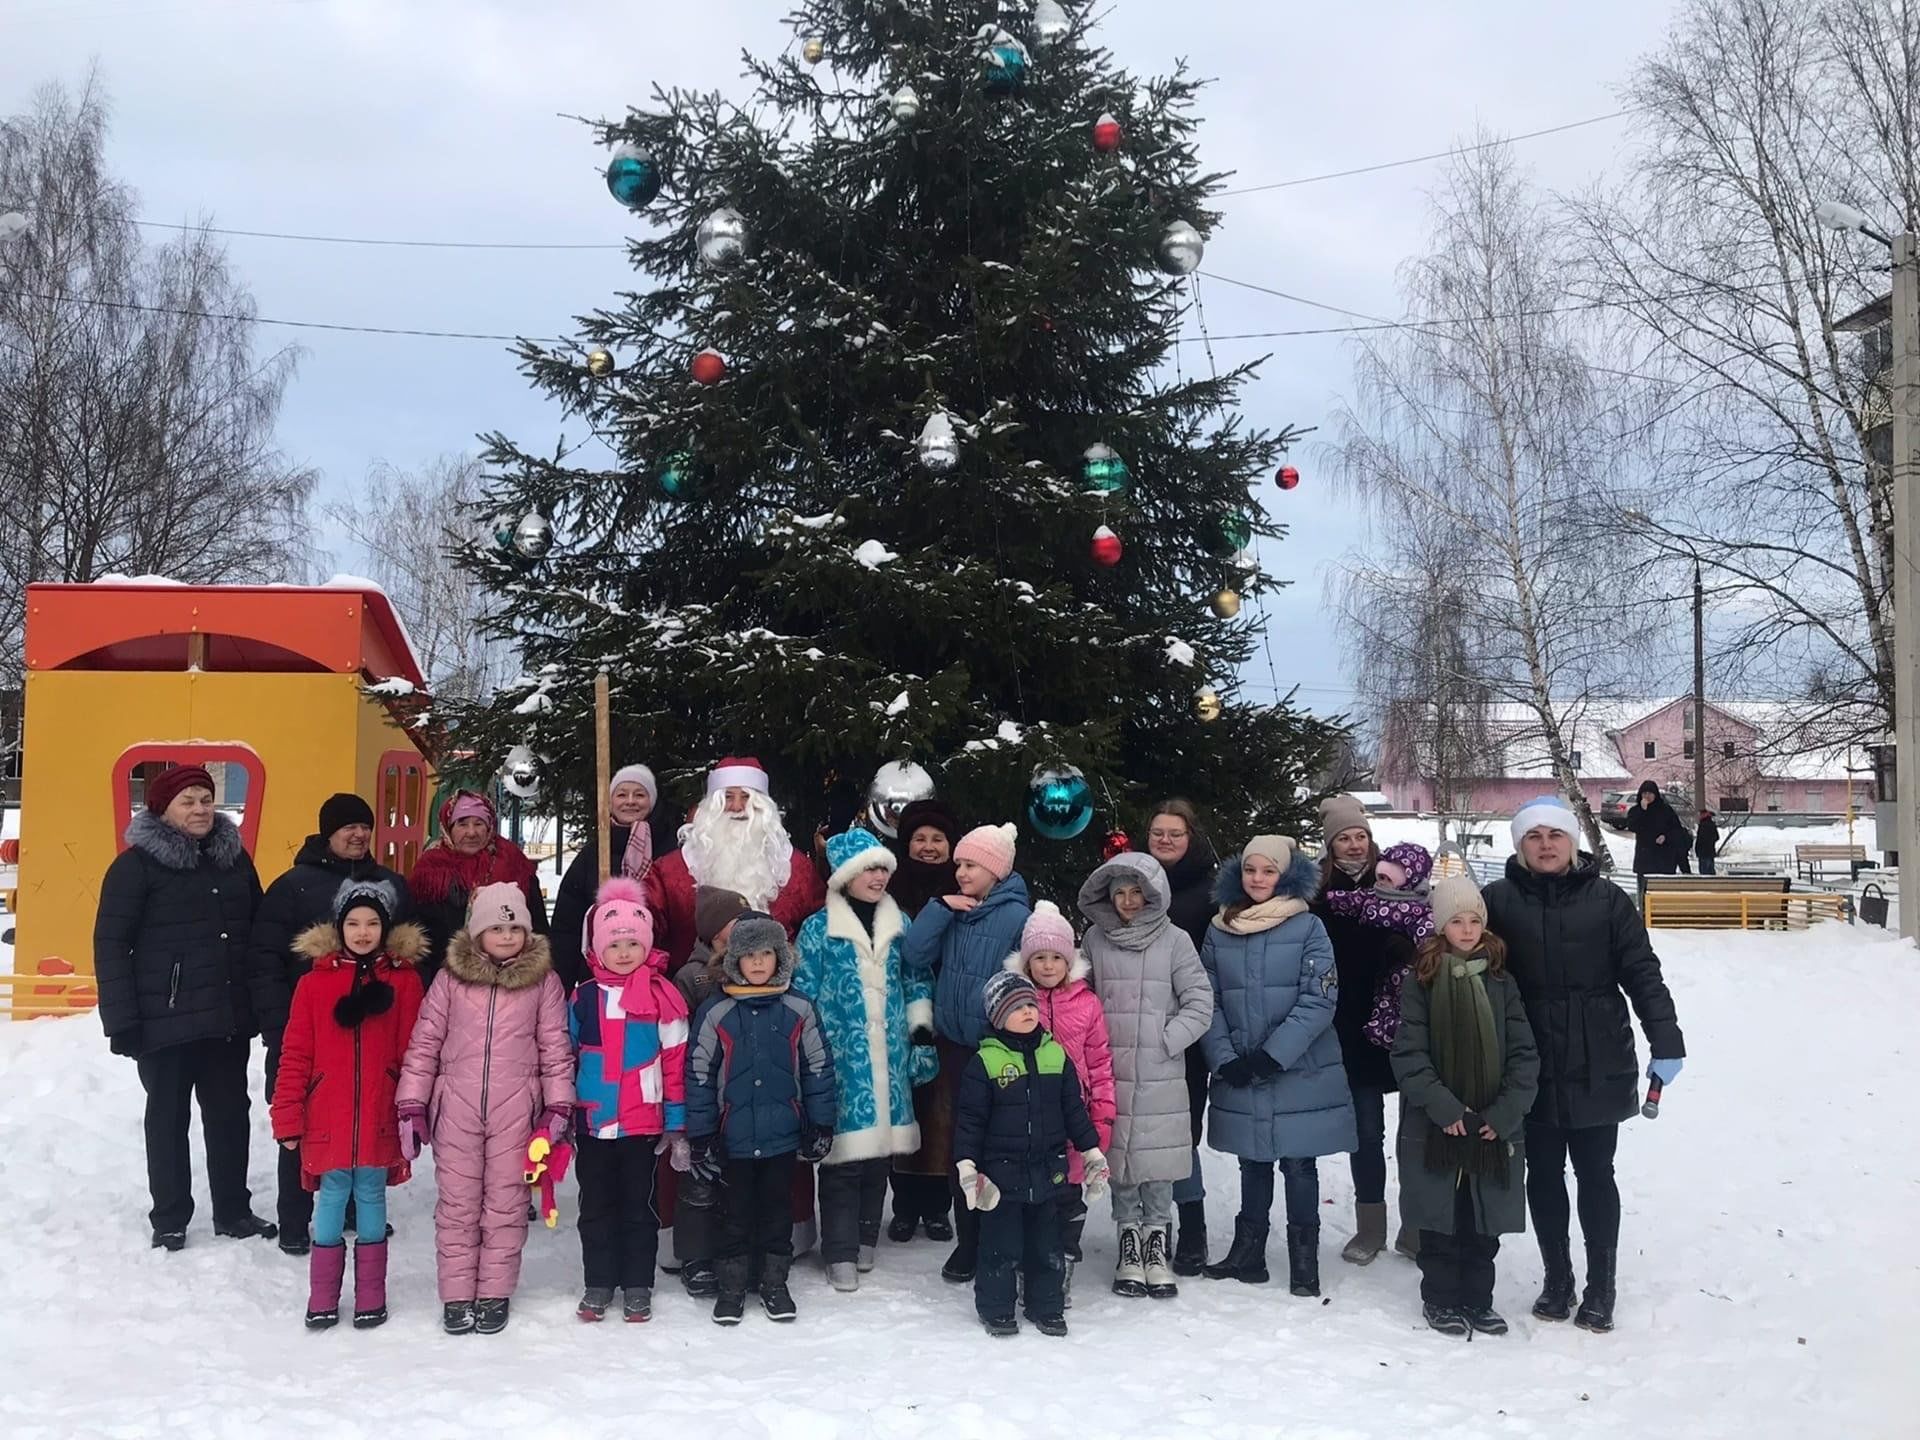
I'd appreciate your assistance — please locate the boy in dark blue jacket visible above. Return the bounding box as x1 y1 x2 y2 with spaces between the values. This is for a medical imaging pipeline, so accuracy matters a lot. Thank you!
953 971 1109 1337
687 913 836 1325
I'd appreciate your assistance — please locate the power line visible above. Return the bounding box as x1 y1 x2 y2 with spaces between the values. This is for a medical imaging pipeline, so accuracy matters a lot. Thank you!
0 287 563 344
1215 109 1638 197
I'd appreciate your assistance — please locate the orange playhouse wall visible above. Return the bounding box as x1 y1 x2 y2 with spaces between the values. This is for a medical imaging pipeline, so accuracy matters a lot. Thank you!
14 670 425 985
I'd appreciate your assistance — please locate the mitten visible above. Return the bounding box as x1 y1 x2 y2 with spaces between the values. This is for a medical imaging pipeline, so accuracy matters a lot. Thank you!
688 1136 724 1184
1216 1055 1256 1088
955 1159 1002 1212
909 1025 935 1047
1246 1050 1282 1080
660 1133 692 1173
1648 1056 1684 1086
537 1105 572 1142
107 1028 142 1059
799 1125 835 1165
1080 1147 1111 1204
397 1104 429 1161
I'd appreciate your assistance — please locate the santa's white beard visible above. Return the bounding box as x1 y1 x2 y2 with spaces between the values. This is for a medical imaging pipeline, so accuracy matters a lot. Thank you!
680 793 794 908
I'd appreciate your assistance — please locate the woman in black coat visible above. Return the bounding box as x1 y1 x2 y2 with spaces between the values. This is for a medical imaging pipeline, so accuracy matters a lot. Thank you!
1625 780 1691 876
1309 793 1416 1268
549 763 680 992
92 765 275 1249
1143 799 1219 1275
1486 796 1687 1334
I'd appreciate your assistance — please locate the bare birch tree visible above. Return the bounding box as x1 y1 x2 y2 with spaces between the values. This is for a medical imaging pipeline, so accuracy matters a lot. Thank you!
328 454 511 703
0 75 315 687
1332 140 1661 864
1568 0 1920 751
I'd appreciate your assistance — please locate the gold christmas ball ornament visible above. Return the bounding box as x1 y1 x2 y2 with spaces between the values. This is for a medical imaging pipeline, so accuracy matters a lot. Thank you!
1194 687 1223 722
586 347 615 378
1210 588 1242 619
802 36 826 64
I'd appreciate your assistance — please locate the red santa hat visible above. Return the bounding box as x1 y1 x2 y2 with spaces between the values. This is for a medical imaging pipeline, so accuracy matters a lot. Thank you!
706 756 771 798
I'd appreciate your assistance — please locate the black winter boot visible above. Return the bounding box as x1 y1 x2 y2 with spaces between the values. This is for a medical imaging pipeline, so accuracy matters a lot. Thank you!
1172 1201 1209 1277
941 1241 977 1283
681 1260 718 1298
1285 1222 1321 1298
1575 1247 1617 1333
1532 1233 1577 1321
472 1298 510 1334
1202 1216 1270 1284
712 1257 749 1326
760 1253 798 1322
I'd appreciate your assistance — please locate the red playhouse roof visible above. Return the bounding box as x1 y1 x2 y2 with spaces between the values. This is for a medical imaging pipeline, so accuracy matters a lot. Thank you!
23 581 428 691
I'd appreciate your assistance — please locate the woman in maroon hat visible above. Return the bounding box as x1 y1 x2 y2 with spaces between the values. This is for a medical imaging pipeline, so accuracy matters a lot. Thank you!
94 762 274 1251
407 789 549 988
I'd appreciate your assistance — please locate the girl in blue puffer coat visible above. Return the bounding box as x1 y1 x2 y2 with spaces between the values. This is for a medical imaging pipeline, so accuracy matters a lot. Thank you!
1199 835 1357 1299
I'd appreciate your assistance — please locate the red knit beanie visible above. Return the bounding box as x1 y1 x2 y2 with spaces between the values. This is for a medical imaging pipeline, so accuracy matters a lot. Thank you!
146 765 215 815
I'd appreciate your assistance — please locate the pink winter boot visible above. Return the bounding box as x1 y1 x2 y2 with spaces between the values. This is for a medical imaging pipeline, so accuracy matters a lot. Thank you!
353 1240 389 1329
307 1243 347 1329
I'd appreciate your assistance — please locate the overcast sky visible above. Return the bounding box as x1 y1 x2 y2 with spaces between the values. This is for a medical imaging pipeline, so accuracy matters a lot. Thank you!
3 0 1680 715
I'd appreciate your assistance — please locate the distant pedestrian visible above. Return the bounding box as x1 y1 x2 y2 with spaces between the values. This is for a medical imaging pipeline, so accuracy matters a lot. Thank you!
1695 811 1720 875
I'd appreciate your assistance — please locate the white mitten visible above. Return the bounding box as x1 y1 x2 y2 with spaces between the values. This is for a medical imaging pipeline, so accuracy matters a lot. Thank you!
956 1159 1002 1212
1080 1147 1111 1203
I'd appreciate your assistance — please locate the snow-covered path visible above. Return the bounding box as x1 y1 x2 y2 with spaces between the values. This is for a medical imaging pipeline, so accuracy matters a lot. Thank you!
1 927 1914 1439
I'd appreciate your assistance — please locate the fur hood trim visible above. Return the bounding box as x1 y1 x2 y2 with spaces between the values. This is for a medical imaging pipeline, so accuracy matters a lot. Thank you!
1215 850 1322 908
443 930 555 990
1003 947 1091 985
292 920 429 966
123 809 246 872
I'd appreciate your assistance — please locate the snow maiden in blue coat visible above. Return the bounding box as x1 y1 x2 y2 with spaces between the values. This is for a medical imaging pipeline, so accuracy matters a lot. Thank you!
794 829 939 1291
1199 834 1357 1299
901 821 1033 1283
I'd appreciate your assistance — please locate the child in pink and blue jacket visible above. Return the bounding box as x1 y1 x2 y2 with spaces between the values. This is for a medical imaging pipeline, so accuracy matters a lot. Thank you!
566 877 691 1323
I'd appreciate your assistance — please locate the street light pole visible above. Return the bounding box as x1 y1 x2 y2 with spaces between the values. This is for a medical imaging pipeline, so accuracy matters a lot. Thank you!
1694 557 1708 828
1893 231 1920 938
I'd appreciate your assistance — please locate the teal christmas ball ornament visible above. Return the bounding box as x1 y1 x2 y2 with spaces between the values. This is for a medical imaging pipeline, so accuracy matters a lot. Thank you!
979 27 1030 95
1210 511 1253 555
605 143 662 209
1026 764 1095 841
1082 443 1130 494
658 451 694 499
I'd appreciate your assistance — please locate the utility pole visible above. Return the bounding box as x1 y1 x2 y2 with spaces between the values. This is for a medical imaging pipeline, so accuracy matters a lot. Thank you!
1893 231 1919 939
1693 557 1707 828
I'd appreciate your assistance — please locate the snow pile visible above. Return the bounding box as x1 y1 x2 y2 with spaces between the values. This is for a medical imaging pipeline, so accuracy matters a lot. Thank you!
0 928 1912 1437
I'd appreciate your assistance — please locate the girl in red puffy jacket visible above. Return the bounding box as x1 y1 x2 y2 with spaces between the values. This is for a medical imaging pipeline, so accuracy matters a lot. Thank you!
271 879 426 1331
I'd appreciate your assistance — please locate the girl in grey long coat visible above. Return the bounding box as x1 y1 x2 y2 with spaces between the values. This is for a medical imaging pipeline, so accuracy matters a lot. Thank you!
1077 852 1214 1300
1199 836 1357 1298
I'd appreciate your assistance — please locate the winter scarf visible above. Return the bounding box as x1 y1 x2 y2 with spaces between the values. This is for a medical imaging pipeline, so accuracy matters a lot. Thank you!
585 947 677 1023
410 790 538 904
620 822 655 883
1424 952 1506 1182
1215 896 1310 935
1332 855 1372 880
889 798 961 918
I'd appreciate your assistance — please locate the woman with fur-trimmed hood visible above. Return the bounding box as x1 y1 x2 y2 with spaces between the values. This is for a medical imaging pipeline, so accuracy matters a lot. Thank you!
395 882 574 1337
1199 836 1357 1299
271 879 426 1328
793 829 939 1291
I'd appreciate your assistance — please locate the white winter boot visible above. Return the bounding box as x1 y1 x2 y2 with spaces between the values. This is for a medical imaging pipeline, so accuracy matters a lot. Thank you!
1112 1224 1148 1298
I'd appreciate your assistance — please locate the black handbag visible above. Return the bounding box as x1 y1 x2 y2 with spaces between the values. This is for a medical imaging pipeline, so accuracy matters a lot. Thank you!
1858 883 1889 928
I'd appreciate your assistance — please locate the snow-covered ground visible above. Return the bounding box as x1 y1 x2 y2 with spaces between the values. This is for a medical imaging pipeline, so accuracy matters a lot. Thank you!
2 928 1915 1438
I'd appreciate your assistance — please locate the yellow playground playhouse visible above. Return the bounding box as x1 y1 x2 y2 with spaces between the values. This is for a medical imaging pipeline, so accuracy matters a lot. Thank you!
4 580 433 1019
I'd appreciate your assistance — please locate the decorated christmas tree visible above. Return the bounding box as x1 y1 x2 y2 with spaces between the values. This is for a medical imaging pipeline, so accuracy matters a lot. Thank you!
450 0 1342 894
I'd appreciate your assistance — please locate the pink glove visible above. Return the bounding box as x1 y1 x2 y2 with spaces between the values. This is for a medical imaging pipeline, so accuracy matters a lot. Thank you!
397 1104 428 1161
538 1105 571 1142
657 1133 692 1173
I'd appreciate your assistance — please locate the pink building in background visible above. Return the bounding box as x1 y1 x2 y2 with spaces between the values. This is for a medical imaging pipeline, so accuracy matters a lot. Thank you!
1378 697 1868 817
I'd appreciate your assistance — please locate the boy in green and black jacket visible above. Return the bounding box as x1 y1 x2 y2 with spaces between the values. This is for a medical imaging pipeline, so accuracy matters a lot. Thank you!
952 971 1109 1337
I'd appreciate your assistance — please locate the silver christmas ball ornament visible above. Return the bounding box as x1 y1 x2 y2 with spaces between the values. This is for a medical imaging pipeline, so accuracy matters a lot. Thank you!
502 745 542 800
511 511 553 559
1157 220 1205 276
916 410 961 473
867 761 936 839
891 84 923 124
696 207 749 268
1033 0 1071 48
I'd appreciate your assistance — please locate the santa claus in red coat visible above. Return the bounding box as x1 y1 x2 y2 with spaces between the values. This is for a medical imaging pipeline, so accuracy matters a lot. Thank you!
645 757 826 966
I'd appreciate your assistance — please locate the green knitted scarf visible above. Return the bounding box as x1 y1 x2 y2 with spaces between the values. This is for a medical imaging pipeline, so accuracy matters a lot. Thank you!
1423 954 1508 1183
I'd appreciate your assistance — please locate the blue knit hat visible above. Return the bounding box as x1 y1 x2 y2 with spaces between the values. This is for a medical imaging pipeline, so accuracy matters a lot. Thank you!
826 827 898 892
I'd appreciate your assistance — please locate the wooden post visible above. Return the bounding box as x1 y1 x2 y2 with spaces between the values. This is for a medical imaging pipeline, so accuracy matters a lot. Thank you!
595 670 612 884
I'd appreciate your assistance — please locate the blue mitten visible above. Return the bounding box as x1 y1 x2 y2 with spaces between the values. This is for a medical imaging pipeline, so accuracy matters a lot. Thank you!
1648 1057 1684 1086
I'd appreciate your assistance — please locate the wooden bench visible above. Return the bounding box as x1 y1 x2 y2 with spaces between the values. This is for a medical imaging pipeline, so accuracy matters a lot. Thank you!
1794 844 1868 882
1640 874 1845 930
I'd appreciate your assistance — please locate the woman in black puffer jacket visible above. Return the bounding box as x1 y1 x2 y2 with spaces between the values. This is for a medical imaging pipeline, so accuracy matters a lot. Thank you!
93 765 275 1249
1143 799 1220 1275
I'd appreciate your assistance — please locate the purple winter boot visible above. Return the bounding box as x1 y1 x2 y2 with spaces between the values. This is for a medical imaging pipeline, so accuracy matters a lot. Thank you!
306 1243 347 1329
352 1240 389 1329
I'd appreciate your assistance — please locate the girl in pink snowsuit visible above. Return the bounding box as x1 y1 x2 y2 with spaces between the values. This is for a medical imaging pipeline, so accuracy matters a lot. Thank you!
1003 901 1115 1295
397 882 573 1336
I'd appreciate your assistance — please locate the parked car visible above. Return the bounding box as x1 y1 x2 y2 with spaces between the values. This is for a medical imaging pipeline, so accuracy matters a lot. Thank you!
1601 787 1693 832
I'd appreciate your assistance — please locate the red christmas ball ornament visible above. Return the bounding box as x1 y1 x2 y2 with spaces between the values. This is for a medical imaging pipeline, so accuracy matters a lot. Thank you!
1093 112 1124 153
1277 463 1301 491
691 348 727 385
1101 829 1132 860
1090 524 1123 566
